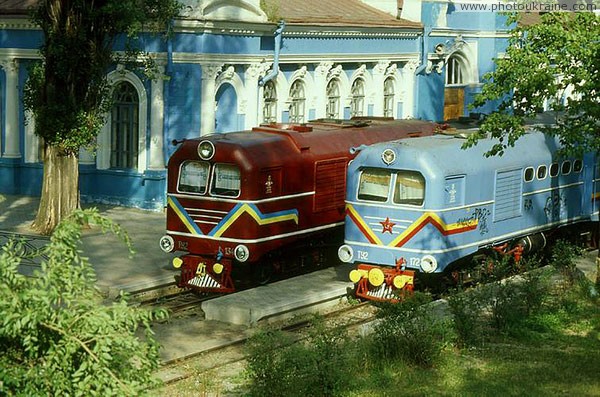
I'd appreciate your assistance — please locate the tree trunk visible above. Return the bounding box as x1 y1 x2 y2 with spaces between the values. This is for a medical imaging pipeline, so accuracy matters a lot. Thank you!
33 144 80 235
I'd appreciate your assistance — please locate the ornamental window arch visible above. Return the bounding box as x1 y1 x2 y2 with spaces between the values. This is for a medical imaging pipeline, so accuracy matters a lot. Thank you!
350 78 366 118
215 65 245 114
326 78 341 119
262 80 277 123
383 76 396 118
445 48 477 86
259 71 287 123
288 78 306 123
97 68 148 171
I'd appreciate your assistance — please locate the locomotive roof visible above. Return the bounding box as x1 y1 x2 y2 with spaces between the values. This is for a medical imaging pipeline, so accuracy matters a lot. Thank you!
182 119 436 162
359 130 562 176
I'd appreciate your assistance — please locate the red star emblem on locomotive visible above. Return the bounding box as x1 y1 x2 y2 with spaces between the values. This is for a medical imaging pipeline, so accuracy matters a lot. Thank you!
380 217 395 234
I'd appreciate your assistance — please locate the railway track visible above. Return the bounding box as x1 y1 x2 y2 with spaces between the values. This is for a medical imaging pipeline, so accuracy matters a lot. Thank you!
156 299 378 387
137 289 215 317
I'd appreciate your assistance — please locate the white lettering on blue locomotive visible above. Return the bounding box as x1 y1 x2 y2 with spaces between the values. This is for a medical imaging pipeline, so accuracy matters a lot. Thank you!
357 250 369 261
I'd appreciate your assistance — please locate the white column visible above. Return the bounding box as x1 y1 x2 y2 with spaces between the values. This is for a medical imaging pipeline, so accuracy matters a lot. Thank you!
2 58 21 158
244 63 264 129
200 63 223 136
24 110 40 163
314 61 333 119
402 59 419 118
149 63 166 169
372 60 390 116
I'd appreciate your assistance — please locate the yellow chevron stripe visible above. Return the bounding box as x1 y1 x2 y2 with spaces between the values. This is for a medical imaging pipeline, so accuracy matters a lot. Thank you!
212 203 299 238
346 204 383 245
388 211 478 247
168 196 200 235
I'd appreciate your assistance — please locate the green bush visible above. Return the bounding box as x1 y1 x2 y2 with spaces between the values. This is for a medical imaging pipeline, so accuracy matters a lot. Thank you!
371 292 450 368
0 209 167 396
245 317 350 397
447 288 484 348
550 239 583 284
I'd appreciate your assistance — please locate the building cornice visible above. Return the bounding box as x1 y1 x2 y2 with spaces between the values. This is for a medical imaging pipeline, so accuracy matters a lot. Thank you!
174 19 422 38
430 28 510 39
0 18 38 30
171 52 421 65
0 48 40 60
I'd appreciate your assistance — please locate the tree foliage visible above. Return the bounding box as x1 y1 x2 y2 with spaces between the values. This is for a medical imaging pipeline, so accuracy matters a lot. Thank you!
24 0 182 155
464 12 600 157
0 209 168 396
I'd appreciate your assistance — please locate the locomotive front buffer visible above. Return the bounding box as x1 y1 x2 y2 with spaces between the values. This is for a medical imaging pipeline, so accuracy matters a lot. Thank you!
348 257 415 302
172 253 236 294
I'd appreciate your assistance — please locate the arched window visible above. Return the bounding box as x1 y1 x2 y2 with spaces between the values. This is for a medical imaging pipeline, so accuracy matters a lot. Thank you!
326 78 341 119
111 82 139 169
383 77 395 118
446 55 465 85
262 80 277 123
350 78 365 118
289 80 306 123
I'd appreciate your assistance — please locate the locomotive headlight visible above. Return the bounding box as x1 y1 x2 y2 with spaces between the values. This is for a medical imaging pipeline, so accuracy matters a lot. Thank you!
159 235 175 253
234 244 249 262
197 140 215 160
338 245 354 263
420 255 438 273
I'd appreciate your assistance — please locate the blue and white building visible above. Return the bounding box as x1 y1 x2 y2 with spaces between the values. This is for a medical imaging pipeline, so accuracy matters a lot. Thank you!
0 0 511 209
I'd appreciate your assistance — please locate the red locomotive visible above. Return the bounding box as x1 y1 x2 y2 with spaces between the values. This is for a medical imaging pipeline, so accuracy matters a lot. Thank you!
159 118 438 293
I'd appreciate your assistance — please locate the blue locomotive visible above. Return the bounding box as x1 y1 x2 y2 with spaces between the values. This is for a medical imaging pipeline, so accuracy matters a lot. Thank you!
338 129 599 301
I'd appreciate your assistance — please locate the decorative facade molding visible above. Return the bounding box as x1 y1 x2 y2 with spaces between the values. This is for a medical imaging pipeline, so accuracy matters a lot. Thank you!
315 61 333 77
373 60 391 75
403 59 420 73
179 0 267 23
328 65 343 80
385 63 398 76
202 63 224 81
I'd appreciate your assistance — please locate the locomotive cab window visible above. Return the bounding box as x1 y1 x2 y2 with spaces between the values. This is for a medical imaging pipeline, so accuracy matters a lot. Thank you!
537 165 547 180
211 164 241 197
573 159 583 173
358 168 392 202
549 163 559 177
561 160 572 175
178 161 210 194
524 167 534 182
393 171 425 206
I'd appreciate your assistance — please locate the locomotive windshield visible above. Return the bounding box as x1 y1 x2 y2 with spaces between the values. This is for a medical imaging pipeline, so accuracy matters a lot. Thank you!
178 161 210 194
358 168 425 205
211 163 241 197
393 171 425 206
358 169 392 202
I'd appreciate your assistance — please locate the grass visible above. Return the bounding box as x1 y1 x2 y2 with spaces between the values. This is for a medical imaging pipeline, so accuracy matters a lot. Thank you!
343 283 600 397
155 256 600 397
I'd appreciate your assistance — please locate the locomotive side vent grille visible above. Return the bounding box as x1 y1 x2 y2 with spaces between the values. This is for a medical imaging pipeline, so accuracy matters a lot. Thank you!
186 208 227 225
314 158 347 212
494 168 523 222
